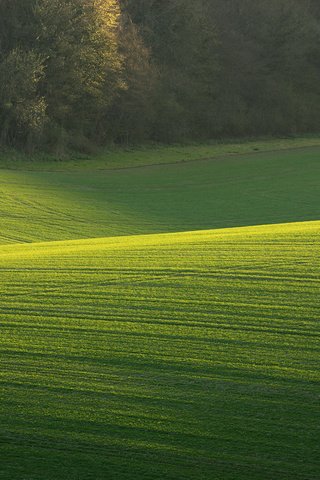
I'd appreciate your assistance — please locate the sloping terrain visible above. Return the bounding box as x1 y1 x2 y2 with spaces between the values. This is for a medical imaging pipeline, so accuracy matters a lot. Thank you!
0 147 319 244
1 221 319 480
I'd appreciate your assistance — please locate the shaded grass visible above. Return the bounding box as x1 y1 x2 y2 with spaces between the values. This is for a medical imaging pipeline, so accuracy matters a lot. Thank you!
1 136 320 172
0 146 319 244
0 222 319 479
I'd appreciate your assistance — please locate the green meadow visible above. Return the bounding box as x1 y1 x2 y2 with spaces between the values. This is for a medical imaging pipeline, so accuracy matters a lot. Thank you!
0 142 319 479
1 143 320 244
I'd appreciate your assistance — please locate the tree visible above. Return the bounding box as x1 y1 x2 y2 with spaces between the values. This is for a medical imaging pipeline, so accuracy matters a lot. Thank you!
0 0 124 149
105 14 157 143
1 0 320 149
36 0 123 149
122 0 219 141
208 0 320 135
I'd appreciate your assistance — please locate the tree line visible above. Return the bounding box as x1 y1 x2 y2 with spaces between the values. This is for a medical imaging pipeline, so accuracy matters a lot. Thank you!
0 0 319 150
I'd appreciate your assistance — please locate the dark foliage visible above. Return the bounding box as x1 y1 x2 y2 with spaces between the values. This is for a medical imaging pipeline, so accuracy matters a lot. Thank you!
0 0 319 149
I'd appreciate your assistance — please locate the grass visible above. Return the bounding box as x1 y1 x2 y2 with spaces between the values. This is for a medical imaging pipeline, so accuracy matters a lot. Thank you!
0 221 319 479
1 140 319 479
1 136 320 172
0 145 319 244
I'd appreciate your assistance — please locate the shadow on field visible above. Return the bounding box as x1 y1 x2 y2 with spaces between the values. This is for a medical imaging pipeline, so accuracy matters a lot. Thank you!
0 147 319 244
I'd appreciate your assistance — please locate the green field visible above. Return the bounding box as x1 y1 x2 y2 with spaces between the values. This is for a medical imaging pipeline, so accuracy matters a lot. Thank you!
1 145 319 244
1 143 319 479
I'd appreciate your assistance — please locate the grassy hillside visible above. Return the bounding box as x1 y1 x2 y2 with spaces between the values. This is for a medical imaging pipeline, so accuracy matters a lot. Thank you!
1 142 319 479
1 221 319 480
0 146 319 244
2 137 320 171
